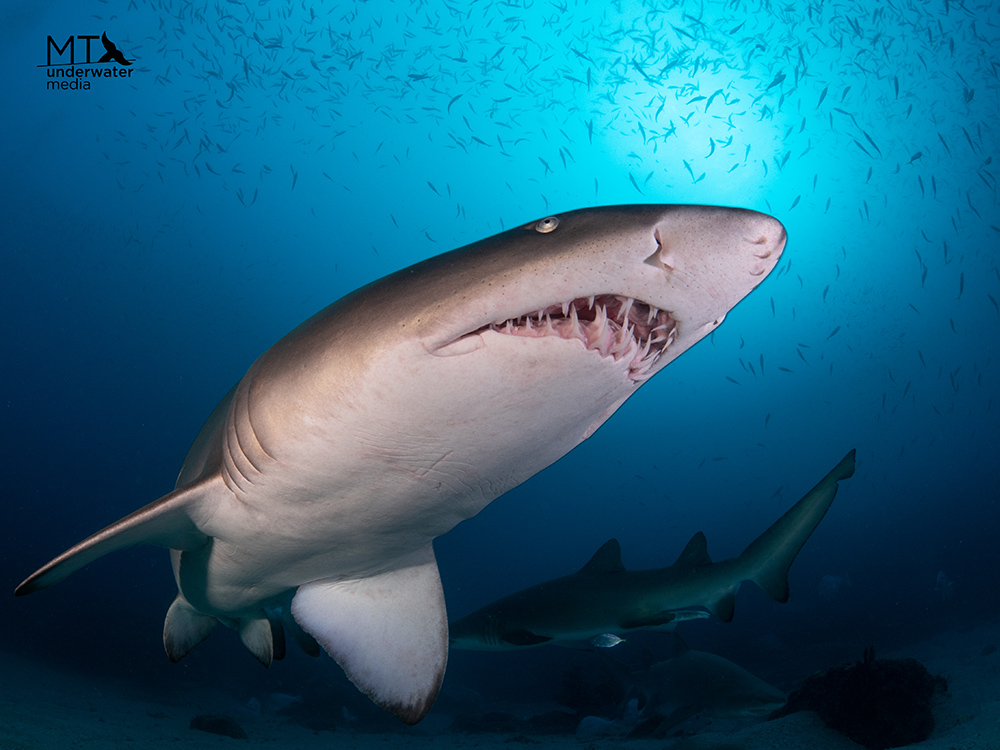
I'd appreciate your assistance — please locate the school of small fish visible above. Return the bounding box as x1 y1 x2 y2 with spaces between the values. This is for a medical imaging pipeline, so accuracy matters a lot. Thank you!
85 0 996 482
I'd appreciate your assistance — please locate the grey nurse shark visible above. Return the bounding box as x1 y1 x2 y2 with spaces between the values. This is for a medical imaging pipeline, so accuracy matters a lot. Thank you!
449 450 856 650
609 635 788 737
15 204 786 724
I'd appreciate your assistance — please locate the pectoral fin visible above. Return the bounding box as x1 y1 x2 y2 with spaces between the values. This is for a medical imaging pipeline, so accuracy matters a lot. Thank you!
289 544 448 724
15 477 216 596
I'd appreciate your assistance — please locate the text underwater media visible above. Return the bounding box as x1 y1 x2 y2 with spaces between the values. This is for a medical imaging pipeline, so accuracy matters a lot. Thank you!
42 32 137 90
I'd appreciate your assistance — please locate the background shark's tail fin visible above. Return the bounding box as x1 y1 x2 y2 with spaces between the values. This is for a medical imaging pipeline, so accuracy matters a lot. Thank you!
739 449 856 602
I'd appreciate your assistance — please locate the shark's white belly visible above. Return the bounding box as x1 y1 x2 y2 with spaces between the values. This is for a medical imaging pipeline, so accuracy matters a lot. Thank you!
181 332 638 617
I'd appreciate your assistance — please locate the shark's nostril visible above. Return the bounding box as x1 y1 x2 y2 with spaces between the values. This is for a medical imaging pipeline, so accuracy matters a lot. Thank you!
645 227 675 272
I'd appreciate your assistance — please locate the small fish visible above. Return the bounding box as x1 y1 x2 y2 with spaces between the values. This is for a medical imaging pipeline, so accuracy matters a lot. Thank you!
827 326 841 339
937 132 952 157
705 89 724 112
862 130 881 156
766 72 786 90
590 634 625 648
907 152 923 164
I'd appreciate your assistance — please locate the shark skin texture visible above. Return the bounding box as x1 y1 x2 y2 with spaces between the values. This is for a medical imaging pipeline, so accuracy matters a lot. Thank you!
449 449 856 651
15 204 786 724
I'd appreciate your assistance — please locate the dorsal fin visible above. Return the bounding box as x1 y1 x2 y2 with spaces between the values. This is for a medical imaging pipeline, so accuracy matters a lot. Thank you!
579 539 625 574
673 532 712 568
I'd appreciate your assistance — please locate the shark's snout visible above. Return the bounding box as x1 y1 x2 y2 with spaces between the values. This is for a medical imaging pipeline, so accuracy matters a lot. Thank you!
744 211 787 278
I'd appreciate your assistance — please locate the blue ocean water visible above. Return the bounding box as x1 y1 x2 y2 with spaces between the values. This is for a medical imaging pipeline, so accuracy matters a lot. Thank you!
2 0 998 740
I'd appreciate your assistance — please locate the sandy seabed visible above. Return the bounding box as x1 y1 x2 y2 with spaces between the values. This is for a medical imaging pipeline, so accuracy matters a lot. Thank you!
2 619 998 750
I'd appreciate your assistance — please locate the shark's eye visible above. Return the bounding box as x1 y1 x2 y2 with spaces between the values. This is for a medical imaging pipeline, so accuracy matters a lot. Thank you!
534 216 559 233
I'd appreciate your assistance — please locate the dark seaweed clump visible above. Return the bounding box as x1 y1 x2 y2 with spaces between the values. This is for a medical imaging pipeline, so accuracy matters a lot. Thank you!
773 647 947 750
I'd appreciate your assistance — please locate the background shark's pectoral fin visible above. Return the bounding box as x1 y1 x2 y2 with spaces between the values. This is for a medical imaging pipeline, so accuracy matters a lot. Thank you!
163 594 217 662
289 544 448 725
15 477 217 596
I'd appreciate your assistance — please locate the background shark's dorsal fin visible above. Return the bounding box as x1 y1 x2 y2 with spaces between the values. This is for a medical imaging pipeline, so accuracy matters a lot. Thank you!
673 531 712 568
579 539 625 574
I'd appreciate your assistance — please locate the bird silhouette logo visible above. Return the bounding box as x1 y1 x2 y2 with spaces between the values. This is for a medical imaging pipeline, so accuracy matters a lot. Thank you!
97 31 132 66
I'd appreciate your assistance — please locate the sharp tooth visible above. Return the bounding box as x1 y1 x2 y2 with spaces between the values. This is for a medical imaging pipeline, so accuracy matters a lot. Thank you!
647 306 656 324
587 295 595 309
620 297 634 323
611 325 634 360
505 320 514 334
561 300 569 316
593 305 608 347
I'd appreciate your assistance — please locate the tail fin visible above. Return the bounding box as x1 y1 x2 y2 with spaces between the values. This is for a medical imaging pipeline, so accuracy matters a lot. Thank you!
739 449 856 602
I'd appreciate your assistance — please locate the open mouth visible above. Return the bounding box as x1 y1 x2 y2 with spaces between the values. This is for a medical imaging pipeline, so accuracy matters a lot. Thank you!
472 295 676 382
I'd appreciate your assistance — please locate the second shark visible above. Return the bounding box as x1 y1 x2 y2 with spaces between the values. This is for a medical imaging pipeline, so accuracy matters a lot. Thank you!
450 449 856 650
